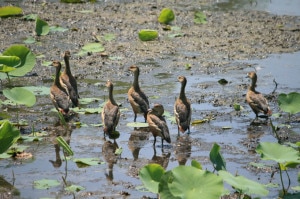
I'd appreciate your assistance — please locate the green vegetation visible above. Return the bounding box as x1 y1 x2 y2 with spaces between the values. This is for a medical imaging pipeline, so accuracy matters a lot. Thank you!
138 29 159 41
158 8 175 24
0 6 22 17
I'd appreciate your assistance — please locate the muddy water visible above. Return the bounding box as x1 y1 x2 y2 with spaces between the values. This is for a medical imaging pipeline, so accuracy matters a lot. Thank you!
1 0 300 198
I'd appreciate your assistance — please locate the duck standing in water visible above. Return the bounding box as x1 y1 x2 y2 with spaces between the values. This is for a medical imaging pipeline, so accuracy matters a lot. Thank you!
174 76 191 135
60 51 79 107
50 61 70 116
128 65 149 122
102 80 120 137
147 103 171 147
246 71 272 120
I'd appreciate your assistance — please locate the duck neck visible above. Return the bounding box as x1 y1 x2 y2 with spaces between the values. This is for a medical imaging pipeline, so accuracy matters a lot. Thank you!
64 55 71 75
54 65 62 86
179 81 186 100
249 77 257 91
133 71 140 90
109 86 117 105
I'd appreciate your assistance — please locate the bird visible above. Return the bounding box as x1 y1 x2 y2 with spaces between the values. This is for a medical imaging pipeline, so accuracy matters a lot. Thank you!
147 103 171 147
128 65 149 122
60 51 79 107
174 76 191 135
101 80 120 137
50 61 70 116
246 71 272 120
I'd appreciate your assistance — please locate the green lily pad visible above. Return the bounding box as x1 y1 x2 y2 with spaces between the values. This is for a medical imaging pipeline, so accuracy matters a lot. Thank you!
0 56 21 67
159 166 223 199
218 170 269 196
210 143 226 171
3 87 36 107
0 6 22 17
22 86 50 96
77 42 105 56
256 142 300 167
278 92 300 115
33 179 60 189
2 45 36 77
103 33 115 41
138 29 158 41
158 8 175 24
65 184 85 192
23 36 36 44
49 25 68 32
35 17 49 36
139 163 165 194
0 120 20 154
73 157 104 166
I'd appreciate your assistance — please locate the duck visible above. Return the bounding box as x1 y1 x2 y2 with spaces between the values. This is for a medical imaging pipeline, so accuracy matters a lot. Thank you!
60 51 79 107
128 65 149 122
246 71 272 120
147 103 171 147
101 80 120 137
174 76 191 135
50 61 70 116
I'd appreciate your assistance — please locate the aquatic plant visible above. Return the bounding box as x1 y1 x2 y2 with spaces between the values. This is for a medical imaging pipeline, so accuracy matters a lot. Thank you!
158 8 175 24
278 92 300 121
0 6 22 17
138 29 158 41
256 142 300 196
3 87 36 107
210 143 226 171
35 16 49 36
0 120 20 154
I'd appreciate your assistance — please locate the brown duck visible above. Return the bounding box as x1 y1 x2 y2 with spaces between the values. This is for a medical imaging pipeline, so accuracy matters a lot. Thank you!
174 76 191 135
60 51 79 107
101 80 120 137
50 61 70 115
246 71 272 119
147 103 171 147
128 65 149 122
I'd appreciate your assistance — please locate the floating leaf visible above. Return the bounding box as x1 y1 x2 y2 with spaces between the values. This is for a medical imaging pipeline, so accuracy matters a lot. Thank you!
138 29 158 41
0 121 20 154
218 170 269 196
218 78 228 85
158 8 175 24
139 164 165 194
65 184 85 192
103 33 115 41
168 33 184 38
194 11 207 24
33 179 60 189
77 42 105 56
278 92 300 115
191 119 209 125
3 87 36 107
126 122 149 128
233 103 241 111
256 142 300 167
2 45 36 76
209 143 226 171
22 14 37 21
0 56 21 67
23 36 36 44
61 0 84 3
0 6 22 17
56 136 73 156
73 158 103 166
22 86 50 96
35 17 49 36
49 25 68 32
159 166 223 199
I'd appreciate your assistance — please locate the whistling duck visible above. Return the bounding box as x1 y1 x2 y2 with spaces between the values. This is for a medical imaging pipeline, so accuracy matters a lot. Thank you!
60 51 79 107
128 65 149 122
50 61 70 115
101 80 120 137
174 76 191 135
246 71 272 119
147 103 171 147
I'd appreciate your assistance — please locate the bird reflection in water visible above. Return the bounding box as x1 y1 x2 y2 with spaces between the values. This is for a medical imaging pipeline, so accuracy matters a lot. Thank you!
128 127 150 161
102 139 119 182
149 147 171 169
174 135 192 166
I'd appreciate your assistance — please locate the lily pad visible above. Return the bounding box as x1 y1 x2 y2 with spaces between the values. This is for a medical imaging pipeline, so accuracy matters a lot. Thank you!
278 92 300 115
139 163 165 194
209 143 226 171
138 29 158 41
103 33 115 41
73 157 104 166
2 45 36 77
0 120 20 154
218 170 269 196
35 17 49 36
159 166 223 199
0 6 22 17
194 11 207 24
33 179 60 189
0 56 21 67
23 36 36 44
49 25 68 32
158 8 175 24
65 184 85 192
22 86 50 96
77 42 105 56
126 122 149 128
3 87 36 107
